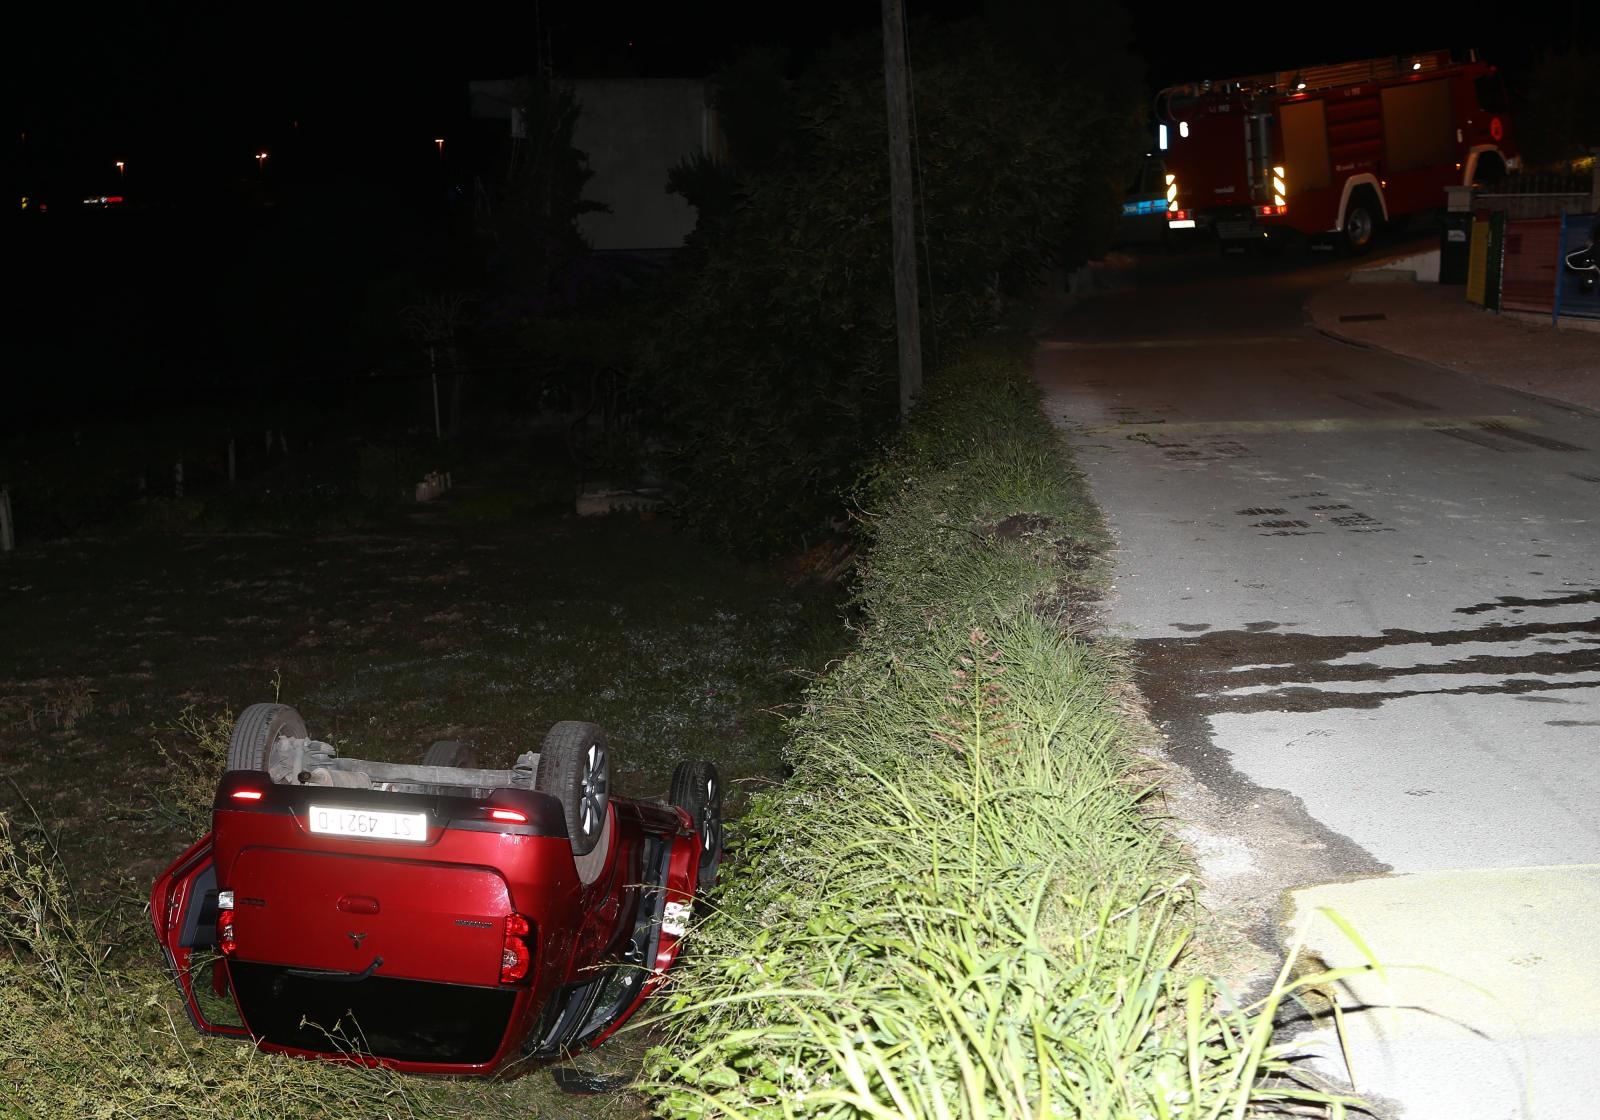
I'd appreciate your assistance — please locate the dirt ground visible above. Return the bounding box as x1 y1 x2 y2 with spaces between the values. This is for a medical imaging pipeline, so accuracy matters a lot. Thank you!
0 494 833 926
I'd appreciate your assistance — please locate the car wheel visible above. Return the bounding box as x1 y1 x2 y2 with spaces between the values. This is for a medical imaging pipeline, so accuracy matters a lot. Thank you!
226 703 307 776
537 722 610 856
422 740 477 768
1343 192 1380 255
670 759 723 892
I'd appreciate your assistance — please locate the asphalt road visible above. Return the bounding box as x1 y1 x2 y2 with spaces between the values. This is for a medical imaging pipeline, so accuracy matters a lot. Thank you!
1034 247 1600 1120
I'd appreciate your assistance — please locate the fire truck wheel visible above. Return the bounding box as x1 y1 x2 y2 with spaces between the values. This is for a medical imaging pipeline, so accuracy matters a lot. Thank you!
1471 152 1507 188
226 703 307 775
1343 192 1380 255
537 721 610 856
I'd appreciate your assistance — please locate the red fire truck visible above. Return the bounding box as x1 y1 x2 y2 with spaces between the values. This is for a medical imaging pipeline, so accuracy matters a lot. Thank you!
1157 49 1516 252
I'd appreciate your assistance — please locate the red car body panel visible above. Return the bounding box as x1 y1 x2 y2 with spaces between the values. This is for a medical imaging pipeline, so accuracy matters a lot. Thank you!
151 768 702 1075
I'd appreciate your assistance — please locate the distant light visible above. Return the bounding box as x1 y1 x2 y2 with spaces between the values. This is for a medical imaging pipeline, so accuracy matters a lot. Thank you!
1412 60 1422 71
1158 123 1168 150
1178 121 1189 139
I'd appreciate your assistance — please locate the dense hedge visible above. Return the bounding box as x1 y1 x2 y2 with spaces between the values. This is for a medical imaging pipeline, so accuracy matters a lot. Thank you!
641 343 1364 1118
639 13 1147 554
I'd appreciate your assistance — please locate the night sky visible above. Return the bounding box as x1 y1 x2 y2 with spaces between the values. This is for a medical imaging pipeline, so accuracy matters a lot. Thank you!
7 0 1585 428
16 0 1580 201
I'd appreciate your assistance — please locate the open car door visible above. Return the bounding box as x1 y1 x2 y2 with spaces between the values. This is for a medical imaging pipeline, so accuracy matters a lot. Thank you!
149 832 251 1039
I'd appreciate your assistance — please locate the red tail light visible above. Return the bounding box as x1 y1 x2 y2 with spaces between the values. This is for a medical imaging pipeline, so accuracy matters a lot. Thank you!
230 789 264 802
217 909 237 955
488 808 527 823
500 913 532 983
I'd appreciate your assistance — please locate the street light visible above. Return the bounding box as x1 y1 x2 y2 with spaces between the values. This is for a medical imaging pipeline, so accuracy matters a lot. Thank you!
255 151 268 176
434 138 445 157
115 160 125 178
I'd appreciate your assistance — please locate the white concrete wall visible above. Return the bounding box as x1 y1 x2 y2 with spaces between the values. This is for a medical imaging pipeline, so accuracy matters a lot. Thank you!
570 79 711 252
1354 246 1441 283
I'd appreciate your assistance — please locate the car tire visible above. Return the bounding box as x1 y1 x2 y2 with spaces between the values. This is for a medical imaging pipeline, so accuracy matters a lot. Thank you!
226 703 307 775
1343 191 1381 255
670 759 723 892
422 740 477 768
536 722 610 857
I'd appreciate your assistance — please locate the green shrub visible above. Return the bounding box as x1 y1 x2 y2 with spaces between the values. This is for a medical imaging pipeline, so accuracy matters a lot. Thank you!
642 17 1147 554
641 343 1364 1117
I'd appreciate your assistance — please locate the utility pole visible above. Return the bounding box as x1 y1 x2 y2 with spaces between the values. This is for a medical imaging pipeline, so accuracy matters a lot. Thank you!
881 0 922 419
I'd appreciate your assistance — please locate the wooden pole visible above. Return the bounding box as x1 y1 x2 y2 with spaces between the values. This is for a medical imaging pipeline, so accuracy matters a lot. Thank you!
882 0 923 419
0 488 14 552
429 345 442 441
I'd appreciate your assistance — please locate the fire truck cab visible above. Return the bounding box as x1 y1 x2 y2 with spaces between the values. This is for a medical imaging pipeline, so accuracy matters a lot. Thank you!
1157 49 1515 252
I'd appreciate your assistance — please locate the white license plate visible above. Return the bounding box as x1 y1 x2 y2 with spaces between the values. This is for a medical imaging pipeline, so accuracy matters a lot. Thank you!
308 805 428 843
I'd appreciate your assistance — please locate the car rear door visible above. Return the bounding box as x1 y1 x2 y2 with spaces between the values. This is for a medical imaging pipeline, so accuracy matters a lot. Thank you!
148 832 251 1038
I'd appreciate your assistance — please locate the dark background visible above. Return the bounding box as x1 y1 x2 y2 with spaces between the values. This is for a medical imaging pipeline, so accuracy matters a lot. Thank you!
6 1 1589 431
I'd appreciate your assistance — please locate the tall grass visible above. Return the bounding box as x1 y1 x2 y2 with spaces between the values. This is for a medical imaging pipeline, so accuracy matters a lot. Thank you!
642 343 1365 1118
0 806 419 1118
0 720 580 1119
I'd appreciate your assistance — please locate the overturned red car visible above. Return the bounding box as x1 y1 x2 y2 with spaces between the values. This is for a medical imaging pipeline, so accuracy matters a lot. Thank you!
151 703 723 1077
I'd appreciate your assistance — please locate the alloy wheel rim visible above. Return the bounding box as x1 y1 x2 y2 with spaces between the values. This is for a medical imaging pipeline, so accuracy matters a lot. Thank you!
579 742 607 837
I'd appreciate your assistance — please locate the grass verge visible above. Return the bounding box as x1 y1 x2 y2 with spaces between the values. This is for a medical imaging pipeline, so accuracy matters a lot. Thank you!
1 487 838 1117
640 339 1366 1118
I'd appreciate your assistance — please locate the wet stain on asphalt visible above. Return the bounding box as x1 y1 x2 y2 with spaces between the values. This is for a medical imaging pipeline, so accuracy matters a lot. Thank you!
1372 391 1439 411
1474 421 1587 453
1334 392 1384 410
1454 589 1600 615
1432 426 1528 453
1139 615 1600 716
1134 601 1600 805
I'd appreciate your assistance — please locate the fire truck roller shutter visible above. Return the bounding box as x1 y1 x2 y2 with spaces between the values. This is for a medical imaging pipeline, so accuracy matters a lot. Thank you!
1381 80 1453 174
1280 100 1331 192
